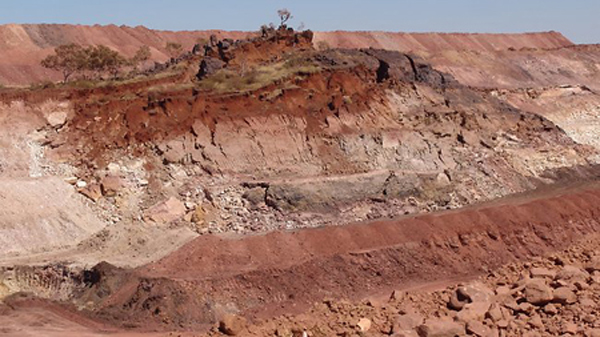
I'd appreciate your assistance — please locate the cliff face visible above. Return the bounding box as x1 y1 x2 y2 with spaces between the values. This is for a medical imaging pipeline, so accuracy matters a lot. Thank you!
0 23 573 85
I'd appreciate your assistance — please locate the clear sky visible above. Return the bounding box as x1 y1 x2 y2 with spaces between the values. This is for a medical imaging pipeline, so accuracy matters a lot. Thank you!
1 0 598 44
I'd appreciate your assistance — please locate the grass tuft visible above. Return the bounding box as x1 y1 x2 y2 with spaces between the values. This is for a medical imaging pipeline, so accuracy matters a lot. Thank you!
198 58 320 94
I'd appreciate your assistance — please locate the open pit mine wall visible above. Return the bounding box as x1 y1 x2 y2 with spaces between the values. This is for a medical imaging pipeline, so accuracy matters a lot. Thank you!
0 24 573 85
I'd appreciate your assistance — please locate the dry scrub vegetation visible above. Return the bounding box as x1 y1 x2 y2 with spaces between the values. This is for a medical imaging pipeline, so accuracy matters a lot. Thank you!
197 57 320 93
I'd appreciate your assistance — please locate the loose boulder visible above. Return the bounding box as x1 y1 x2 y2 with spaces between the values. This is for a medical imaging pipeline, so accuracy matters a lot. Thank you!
357 318 372 332
79 183 102 202
552 287 577 305
522 279 553 306
394 312 425 332
101 176 122 197
197 57 226 80
219 314 247 336
417 319 465 337
144 197 186 224
530 267 556 279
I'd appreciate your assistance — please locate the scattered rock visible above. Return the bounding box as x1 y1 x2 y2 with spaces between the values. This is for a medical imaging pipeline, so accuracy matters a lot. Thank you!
585 257 600 273
517 302 535 314
393 329 420 337
46 111 68 128
556 265 588 282
528 314 544 329
485 304 504 322
586 329 600 337
553 287 577 305
64 176 78 185
580 297 595 308
184 201 197 210
452 282 494 318
457 301 492 322
219 314 247 336
144 197 186 224
79 183 102 202
448 292 466 311
416 318 465 337
561 321 578 335
543 303 558 315
100 175 122 197
530 267 556 279
494 286 511 296
197 57 226 80
522 279 554 306
357 318 372 332
496 320 509 329
435 172 451 186
500 296 520 311
466 321 493 337
394 312 424 332
457 282 494 303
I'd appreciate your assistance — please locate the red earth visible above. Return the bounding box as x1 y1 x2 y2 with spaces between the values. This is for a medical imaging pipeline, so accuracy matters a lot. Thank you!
0 24 573 85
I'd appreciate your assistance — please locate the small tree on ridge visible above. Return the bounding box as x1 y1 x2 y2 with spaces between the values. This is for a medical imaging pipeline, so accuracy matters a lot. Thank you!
87 45 127 78
41 43 88 82
130 45 151 70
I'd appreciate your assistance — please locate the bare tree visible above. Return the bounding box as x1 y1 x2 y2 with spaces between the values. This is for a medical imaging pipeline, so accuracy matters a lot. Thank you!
277 8 293 27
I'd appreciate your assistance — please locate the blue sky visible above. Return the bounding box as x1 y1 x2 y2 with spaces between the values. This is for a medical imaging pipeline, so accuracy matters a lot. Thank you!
1 0 598 43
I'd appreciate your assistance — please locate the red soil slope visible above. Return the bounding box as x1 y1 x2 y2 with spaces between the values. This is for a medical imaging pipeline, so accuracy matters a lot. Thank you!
0 24 573 85
83 181 600 331
314 31 573 53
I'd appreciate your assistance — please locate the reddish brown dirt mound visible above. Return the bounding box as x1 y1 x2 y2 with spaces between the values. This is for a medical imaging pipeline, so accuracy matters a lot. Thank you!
81 181 600 332
0 297 173 336
207 233 600 337
0 24 573 85
314 31 573 53
424 44 600 90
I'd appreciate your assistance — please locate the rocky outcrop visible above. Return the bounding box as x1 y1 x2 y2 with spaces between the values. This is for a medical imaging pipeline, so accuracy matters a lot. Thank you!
197 57 226 80
263 171 424 212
